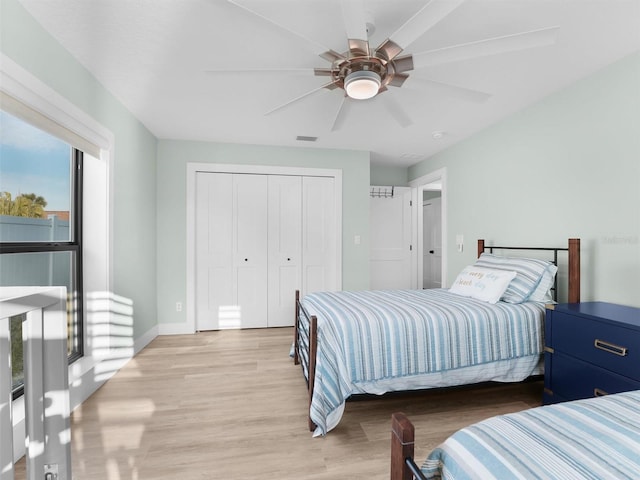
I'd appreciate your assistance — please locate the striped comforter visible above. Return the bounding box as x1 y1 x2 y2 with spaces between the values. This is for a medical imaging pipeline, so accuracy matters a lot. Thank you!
299 289 545 436
421 390 640 479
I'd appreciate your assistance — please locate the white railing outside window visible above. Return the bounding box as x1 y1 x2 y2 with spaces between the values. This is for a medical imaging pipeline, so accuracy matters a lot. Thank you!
0 287 71 480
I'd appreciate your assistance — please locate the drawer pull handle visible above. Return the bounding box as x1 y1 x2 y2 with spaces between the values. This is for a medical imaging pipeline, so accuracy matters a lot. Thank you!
594 339 628 357
594 388 608 397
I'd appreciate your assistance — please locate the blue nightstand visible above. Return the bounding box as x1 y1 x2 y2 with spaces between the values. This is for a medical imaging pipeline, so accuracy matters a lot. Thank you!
543 302 640 405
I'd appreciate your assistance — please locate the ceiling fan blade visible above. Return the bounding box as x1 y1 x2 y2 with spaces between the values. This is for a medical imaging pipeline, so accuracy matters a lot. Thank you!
380 94 412 128
385 0 464 56
393 55 415 74
340 0 368 42
407 77 491 103
387 72 410 87
265 81 337 116
348 38 370 57
227 0 331 56
320 50 347 63
412 26 560 68
314 68 334 77
205 67 316 75
330 96 352 132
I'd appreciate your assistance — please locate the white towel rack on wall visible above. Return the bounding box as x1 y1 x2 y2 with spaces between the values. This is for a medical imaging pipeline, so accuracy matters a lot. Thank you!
369 185 395 198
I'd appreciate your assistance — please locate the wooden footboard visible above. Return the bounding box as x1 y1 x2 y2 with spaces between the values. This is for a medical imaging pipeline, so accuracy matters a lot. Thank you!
391 413 427 480
294 289 318 432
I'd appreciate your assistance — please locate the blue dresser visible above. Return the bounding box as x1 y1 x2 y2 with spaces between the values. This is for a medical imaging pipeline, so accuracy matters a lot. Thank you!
543 302 640 405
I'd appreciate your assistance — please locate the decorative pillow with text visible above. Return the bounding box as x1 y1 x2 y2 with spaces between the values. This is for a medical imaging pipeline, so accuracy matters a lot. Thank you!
450 266 517 304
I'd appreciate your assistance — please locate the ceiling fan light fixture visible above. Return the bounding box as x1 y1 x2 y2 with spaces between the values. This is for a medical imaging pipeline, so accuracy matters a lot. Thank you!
344 70 381 100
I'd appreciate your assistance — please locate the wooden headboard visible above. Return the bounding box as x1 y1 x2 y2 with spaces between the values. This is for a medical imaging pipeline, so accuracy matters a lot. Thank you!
477 238 580 304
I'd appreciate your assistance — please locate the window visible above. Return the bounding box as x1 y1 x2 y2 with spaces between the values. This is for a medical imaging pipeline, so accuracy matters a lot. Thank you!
0 110 84 398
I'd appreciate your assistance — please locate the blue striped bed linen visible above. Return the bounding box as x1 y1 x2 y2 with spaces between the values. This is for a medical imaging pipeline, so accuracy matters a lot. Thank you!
421 390 640 479
299 289 546 436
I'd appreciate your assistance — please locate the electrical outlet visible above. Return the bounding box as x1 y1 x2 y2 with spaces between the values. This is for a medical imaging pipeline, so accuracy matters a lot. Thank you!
176 302 182 312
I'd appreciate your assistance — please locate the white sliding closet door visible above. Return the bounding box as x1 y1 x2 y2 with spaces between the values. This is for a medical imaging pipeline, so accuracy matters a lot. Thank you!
196 172 232 331
234 174 268 328
302 176 337 294
196 173 268 330
267 175 302 327
195 170 338 330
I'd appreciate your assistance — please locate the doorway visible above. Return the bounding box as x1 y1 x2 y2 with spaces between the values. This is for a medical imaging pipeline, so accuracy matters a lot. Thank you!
423 191 442 289
409 168 447 289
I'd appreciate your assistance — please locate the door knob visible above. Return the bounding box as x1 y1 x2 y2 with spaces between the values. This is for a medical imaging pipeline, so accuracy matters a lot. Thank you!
429 250 435 254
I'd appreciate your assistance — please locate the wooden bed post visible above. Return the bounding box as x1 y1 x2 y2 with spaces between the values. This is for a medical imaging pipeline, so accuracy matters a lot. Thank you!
477 239 485 258
294 290 300 365
308 315 318 432
568 238 581 303
391 413 416 480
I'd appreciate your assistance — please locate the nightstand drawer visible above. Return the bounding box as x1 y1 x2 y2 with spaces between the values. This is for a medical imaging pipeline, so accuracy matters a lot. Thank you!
550 352 640 401
551 311 640 381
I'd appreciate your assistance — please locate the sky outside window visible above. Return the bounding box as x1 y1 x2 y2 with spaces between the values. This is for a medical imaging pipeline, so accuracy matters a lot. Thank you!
0 110 71 212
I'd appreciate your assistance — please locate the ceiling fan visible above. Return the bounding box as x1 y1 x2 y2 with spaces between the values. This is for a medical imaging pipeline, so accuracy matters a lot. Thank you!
216 0 559 131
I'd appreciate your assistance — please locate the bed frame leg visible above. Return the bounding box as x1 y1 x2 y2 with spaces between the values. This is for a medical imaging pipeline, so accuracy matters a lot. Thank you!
308 315 318 432
294 290 300 365
391 413 416 480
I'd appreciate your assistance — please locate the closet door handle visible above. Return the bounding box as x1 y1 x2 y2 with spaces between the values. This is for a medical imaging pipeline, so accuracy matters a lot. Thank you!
429 250 435 254
287 258 291 261
244 258 248 262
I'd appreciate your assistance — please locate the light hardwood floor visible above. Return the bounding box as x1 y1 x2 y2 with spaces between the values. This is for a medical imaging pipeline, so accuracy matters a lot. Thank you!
15 327 543 479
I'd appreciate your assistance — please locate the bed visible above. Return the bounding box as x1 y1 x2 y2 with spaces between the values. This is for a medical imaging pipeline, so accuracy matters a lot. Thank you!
294 239 580 436
391 389 640 480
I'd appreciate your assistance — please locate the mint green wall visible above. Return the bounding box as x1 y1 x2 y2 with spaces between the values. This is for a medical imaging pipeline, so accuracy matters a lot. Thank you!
370 164 409 186
1 0 159 338
156 140 371 327
410 52 640 307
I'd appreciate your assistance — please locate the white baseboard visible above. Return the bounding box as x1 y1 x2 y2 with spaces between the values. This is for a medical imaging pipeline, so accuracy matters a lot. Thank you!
158 322 195 335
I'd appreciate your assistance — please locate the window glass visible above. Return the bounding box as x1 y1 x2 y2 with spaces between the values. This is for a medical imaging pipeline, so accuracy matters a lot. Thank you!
10 314 25 391
0 110 72 242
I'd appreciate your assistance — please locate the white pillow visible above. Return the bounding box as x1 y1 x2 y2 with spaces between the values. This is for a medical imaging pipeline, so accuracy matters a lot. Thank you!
474 253 557 303
449 266 517 304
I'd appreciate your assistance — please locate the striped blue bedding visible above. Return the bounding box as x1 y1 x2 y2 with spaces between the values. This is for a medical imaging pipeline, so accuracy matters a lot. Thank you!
299 289 546 436
421 390 640 479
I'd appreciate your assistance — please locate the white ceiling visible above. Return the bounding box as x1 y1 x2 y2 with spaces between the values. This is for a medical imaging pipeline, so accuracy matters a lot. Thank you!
18 0 640 167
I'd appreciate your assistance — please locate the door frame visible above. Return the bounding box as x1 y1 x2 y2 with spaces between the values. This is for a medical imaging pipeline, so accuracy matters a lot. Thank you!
409 167 448 289
186 163 343 334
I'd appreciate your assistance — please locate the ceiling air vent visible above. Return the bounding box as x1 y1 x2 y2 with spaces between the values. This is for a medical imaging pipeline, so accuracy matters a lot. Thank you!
296 135 318 142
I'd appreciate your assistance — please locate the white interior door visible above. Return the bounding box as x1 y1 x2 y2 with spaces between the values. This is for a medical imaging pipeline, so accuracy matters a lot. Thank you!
370 187 412 290
233 174 268 328
423 197 442 289
188 163 342 333
195 172 233 331
302 176 337 295
267 175 302 327
195 172 268 330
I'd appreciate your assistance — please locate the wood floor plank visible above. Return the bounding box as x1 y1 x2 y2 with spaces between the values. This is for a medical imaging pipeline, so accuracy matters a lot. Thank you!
14 327 543 479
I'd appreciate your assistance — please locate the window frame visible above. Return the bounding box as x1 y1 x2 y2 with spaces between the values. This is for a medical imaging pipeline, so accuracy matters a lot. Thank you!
0 148 84 398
